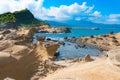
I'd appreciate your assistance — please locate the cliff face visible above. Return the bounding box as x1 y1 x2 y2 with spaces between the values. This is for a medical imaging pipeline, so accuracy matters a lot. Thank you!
0 9 48 28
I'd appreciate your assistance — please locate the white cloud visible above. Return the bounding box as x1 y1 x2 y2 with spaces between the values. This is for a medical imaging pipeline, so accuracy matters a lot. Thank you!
0 0 120 24
88 14 120 24
0 0 43 14
106 14 120 24
34 2 97 21
109 14 120 19
92 11 101 17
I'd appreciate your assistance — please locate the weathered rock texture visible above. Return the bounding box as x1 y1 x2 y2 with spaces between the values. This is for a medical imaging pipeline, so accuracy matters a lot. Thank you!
36 41 59 60
107 49 120 67
0 28 61 80
70 33 120 51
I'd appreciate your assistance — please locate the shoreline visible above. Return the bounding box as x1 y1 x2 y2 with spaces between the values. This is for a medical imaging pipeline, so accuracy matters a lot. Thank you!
0 27 120 80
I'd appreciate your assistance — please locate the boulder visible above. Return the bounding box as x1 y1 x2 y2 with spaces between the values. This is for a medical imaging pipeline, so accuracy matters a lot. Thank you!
83 54 91 62
107 49 120 66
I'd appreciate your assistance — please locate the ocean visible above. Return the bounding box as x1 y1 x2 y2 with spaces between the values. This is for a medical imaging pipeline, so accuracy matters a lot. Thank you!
35 26 120 39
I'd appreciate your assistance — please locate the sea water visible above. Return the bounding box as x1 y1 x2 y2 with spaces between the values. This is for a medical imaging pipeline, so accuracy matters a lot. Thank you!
34 26 120 60
35 26 120 38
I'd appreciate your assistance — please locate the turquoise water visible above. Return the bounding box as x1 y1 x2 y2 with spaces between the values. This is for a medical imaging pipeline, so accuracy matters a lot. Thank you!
35 27 120 38
34 26 120 60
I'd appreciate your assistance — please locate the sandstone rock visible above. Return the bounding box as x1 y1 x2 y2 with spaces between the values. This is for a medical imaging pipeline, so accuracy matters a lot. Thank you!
0 40 14 51
36 41 59 60
107 49 120 66
4 32 18 40
0 45 43 80
0 35 3 40
0 27 62 80
2 30 11 34
4 77 15 80
0 52 16 65
116 33 120 39
83 54 91 62
10 45 31 59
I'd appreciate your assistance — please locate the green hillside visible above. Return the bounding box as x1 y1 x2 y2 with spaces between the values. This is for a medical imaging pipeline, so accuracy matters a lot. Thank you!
0 9 48 28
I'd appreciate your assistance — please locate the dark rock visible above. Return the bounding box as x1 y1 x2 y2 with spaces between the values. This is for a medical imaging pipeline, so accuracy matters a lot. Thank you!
101 34 109 37
90 35 94 38
59 41 65 45
81 44 86 48
109 31 114 35
2 30 11 34
83 54 91 62
36 36 46 41
54 51 60 57
64 37 68 40
52 31 57 33
46 38 51 41
39 31 48 33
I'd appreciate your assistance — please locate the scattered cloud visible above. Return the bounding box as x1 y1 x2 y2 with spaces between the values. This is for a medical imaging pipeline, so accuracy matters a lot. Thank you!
92 11 101 17
106 14 120 24
75 17 81 21
35 2 99 21
0 0 120 24
0 0 43 14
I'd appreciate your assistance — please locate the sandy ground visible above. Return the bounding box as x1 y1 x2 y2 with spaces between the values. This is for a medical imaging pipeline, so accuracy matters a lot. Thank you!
42 57 120 80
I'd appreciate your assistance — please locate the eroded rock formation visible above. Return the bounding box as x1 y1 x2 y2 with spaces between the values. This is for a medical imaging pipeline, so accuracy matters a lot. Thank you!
0 28 61 80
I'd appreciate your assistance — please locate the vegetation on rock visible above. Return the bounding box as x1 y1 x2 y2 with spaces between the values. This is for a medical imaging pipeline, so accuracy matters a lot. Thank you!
0 9 48 28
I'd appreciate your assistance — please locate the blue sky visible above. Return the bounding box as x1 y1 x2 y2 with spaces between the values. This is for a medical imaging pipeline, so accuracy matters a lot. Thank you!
43 0 120 15
0 0 120 24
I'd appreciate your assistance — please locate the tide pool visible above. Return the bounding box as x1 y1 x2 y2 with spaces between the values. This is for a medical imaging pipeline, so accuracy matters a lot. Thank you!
34 26 120 60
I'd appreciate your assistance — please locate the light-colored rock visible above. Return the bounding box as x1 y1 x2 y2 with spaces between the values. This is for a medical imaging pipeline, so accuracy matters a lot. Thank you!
0 40 14 51
10 45 31 59
36 41 59 60
0 28 61 80
0 52 16 65
107 49 120 66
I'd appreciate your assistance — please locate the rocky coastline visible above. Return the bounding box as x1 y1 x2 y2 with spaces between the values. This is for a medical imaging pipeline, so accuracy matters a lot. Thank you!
0 27 120 80
36 25 71 33
67 32 120 51
42 32 120 80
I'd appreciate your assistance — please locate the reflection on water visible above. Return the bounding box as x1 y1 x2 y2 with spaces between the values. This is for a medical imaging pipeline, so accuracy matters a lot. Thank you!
56 41 102 60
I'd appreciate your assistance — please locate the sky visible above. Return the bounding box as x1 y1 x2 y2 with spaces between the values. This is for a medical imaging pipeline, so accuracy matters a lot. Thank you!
0 0 120 24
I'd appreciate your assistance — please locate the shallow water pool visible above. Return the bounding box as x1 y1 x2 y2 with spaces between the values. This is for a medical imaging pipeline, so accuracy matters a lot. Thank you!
56 41 103 60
